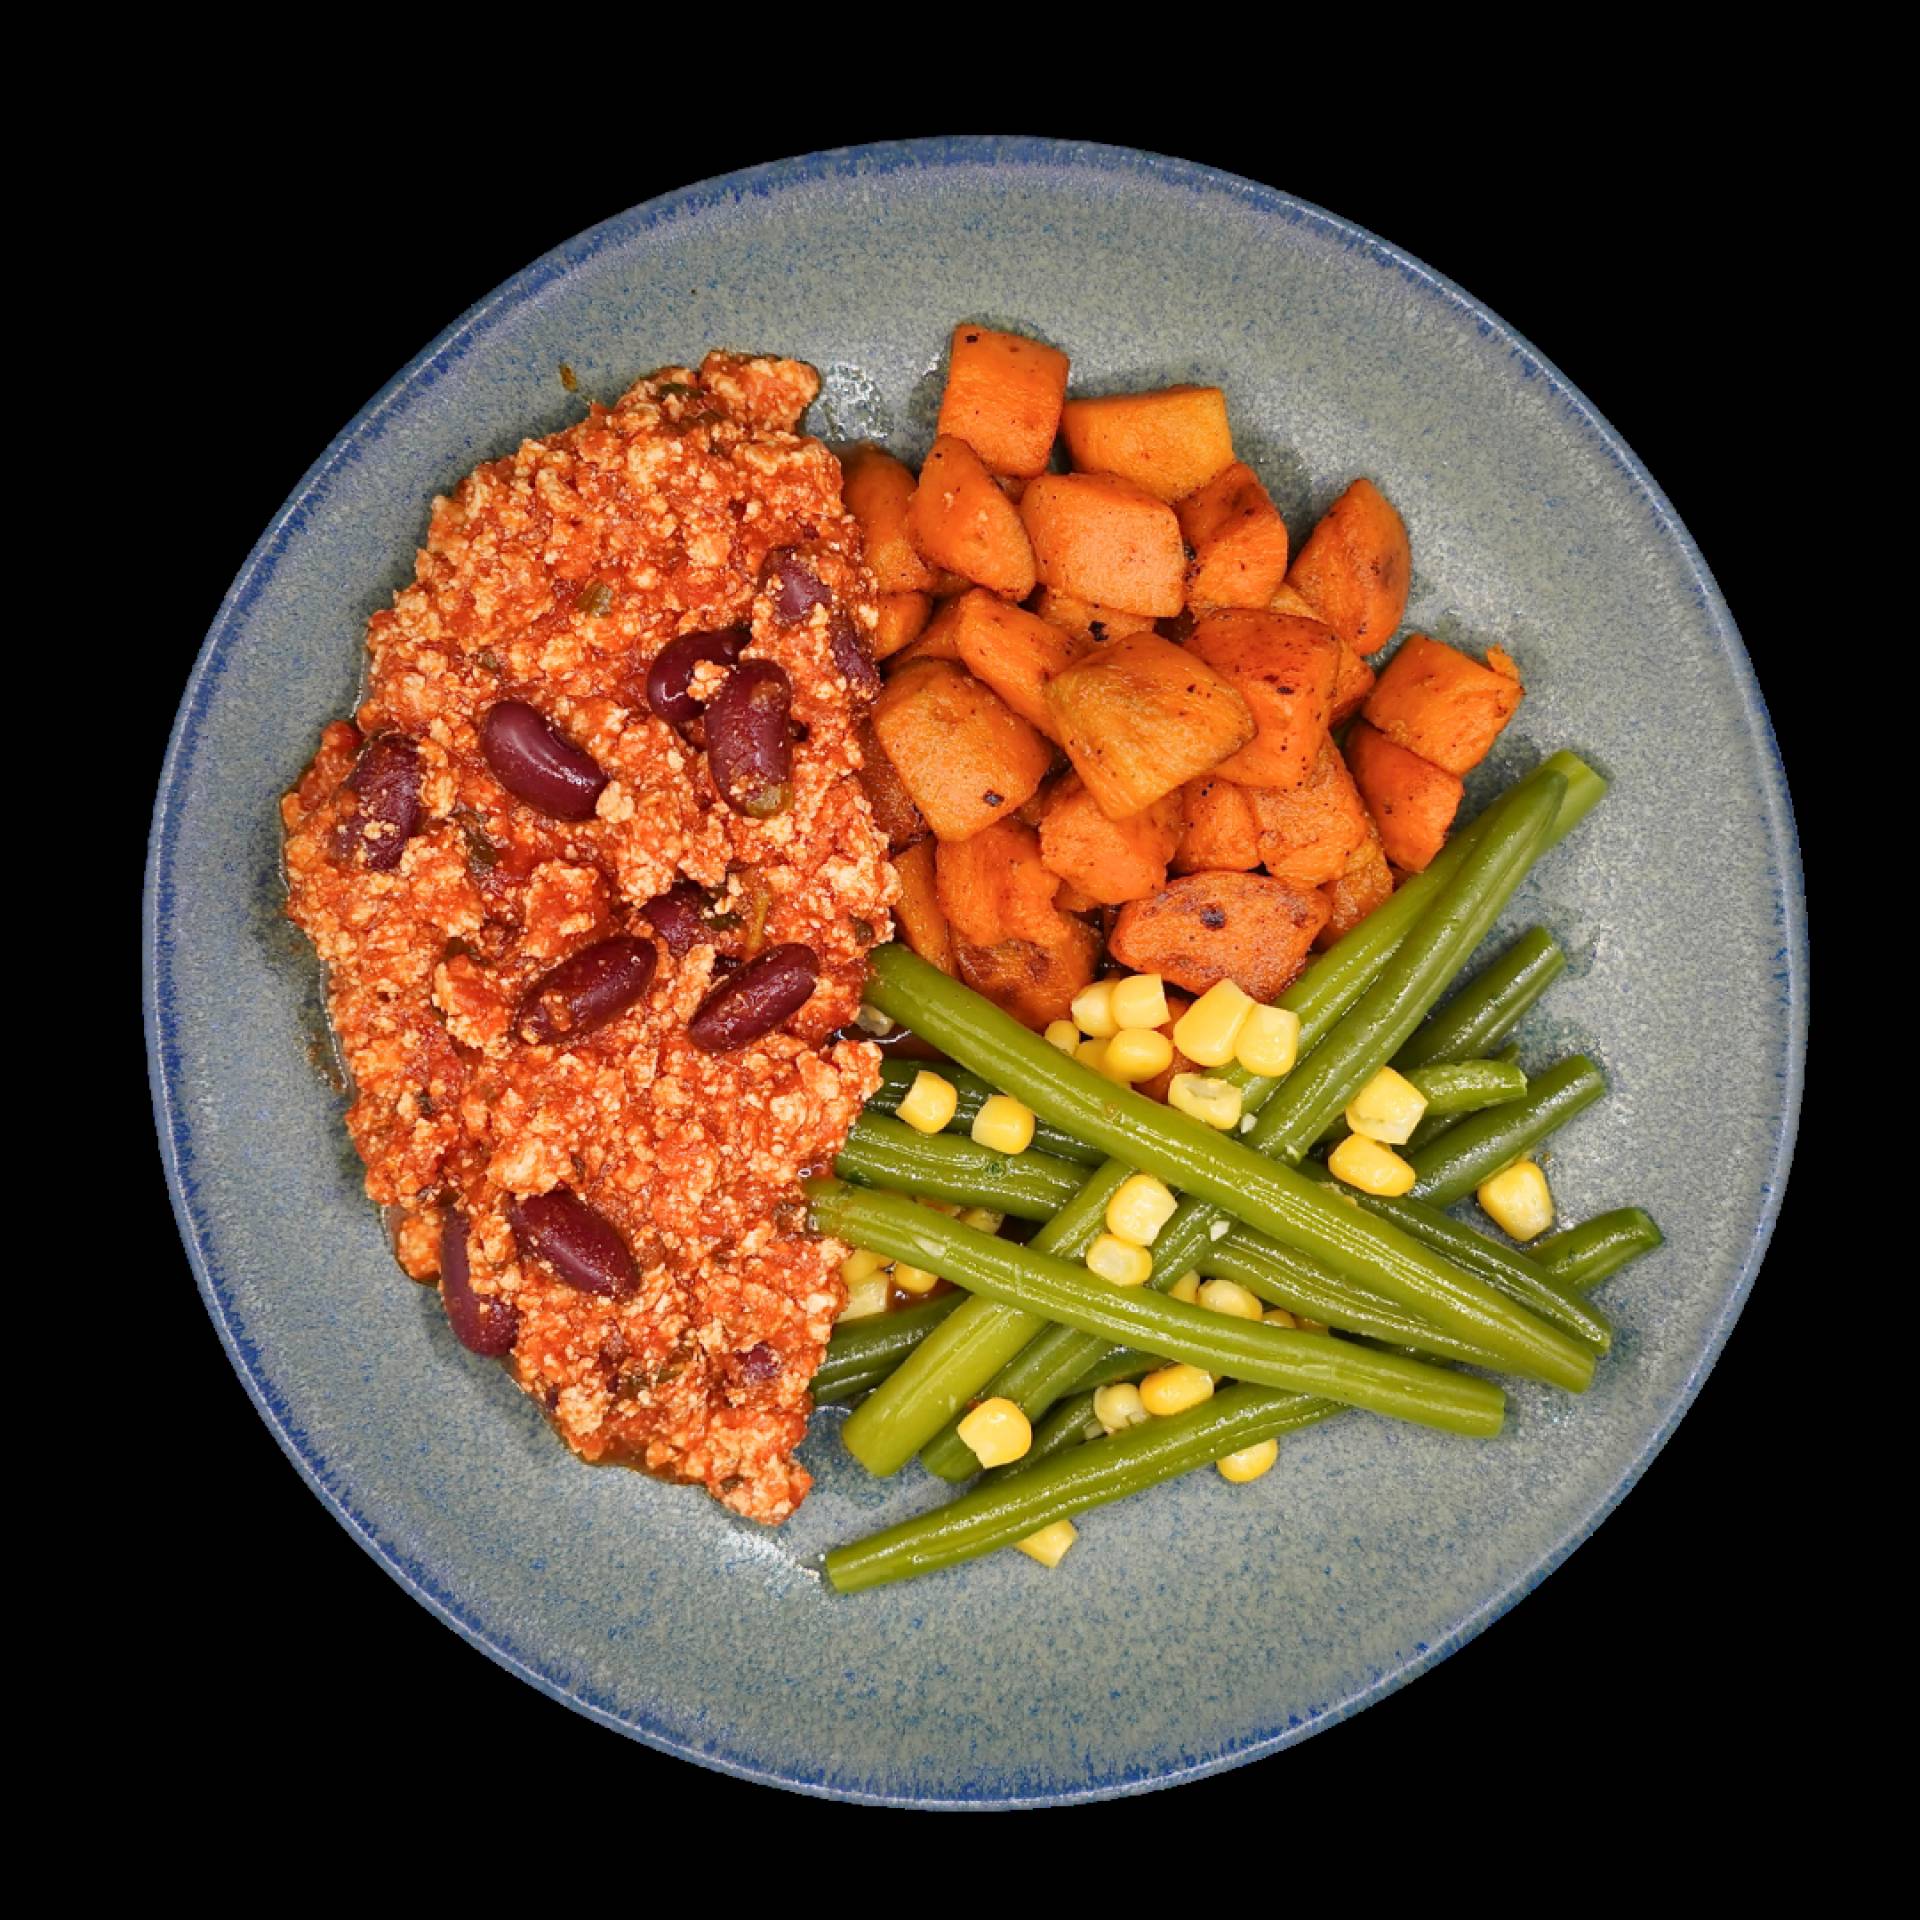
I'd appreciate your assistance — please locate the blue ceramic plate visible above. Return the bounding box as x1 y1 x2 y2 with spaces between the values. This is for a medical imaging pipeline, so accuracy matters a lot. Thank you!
145 138 1804 1806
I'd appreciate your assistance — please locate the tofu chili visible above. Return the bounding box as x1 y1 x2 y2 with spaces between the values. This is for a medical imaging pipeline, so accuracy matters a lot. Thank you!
281 353 893 1525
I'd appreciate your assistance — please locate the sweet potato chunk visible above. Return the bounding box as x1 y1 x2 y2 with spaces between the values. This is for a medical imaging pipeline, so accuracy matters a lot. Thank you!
1177 462 1291 612
935 818 1065 947
1020 472 1187 616
1329 635 1376 725
1043 631 1254 821
948 589 1094 741
1038 773 1181 906
1247 739 1372 887
936 324 1070 479
892 839 954 974
908 436 1037 599
1030 588 1158 643
842 444 938 593
1185 610 1339 790
873 591 933 660
1173 774 1261 874
1060 386 1235 502
956 918 1102 1029
871 660 1053 841
1344 720 1463 873
1285 477 1411 657
1362 634 1523 774
1267 581 1322 621
854 719 927 851
1315 827 1394 949
889 594 967 668
1110 871 1329 1002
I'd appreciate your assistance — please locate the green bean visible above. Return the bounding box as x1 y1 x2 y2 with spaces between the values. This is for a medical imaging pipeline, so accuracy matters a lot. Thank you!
867 1058 1103 1166
1532 1208 1665 1292
835 1112 1089 1220
809 1183 1506 1436
825 1385 1339 1592
812 1296 965 1403
1404 1045 1529 1152
1406 1054 1608 1206
1394 927 1567 1072
995 1391 1105 1477
1318 1058 1528 1148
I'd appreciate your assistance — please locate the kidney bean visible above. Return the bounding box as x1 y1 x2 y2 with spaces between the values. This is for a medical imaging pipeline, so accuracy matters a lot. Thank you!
514 936 656 1046
827 611 882 698
706 660 793 818
687 942 819 1052
343 734 422 871
639 881 709 957
480 701 607 819
507 1188 639 1298
765 549 830 623
646 626 747 729
734 1340 783 1385
439 1210 520 1356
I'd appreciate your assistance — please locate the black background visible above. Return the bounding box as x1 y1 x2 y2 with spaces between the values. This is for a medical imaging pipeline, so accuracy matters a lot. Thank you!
139 111 1813 1824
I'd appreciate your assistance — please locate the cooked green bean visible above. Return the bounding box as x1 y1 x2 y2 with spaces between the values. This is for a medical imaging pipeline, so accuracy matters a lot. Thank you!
868 1058 1103 1166
1532 1208 1665 1291
1406 1054 1608 1206
995 1391 1105 1477
835 1112 1089 1220
825 1385 1339 1592
1405 1044 1529 1152
1319 1058 1527 1148
809 1182 1507 1437
1394 927 1567 1071
812 1295 965 1403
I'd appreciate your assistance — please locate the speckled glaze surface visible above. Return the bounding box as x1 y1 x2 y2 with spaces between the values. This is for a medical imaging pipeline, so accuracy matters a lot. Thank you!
145 139 1803 1806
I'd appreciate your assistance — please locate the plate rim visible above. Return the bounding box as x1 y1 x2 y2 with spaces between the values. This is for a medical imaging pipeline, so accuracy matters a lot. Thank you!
144 135 1807 1808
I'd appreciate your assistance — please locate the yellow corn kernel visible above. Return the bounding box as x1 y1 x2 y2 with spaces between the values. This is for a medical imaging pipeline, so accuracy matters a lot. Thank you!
1345 1065 1429 1145
958 1207 1005 1233
1075 1036 1110 1073
1106 1173 1179 1247
920 1199 962 1216
970 1093 1036 1154
1110 973 1170 1030
1015 1519 1079 1567
892 1261 941 1295
1327 1133 1418 1196
1070 978 1119 1038
1168 1271 1202 1304
1167 1072 1243 1130
1478 1159 1555 1241
1092 1383 1149 1434
957 1395 1033 1469
1262 1306 1299 1328
1086 1233 1154 1286
1197 1278 1265 1321
1234 1004 1301 1079
838 1270 893 1321
1103 1027 1174 1083
1173 980 1254 1067
897 1069 958 1134
1044 1019 1081 1054
1216 1438 1280 1484
840 1247 889 1284
1140 1363 1216 1417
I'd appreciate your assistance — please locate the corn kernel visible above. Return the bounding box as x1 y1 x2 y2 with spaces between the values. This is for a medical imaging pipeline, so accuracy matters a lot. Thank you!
1140 1362 1216 1416
920 1199 962 1216
892 1261 941 1295
1103 1027 1174 1082
1197 1278 1265 1321
1174 980 1254 1067
1070 979 1119 1038
1478 1159 1555 1241
1345 1065 1429 1145
970 1093 1036 1154
1092 1383 1149 1434
1168 1271 1202 1304
1167 1072 1243 1130
1234 1004 1301 1078
958 1207 1005 1234
1015 1519 1078 1567
1216 1438 1280 1484
838 1271 893 1321
1044 1019 1081 1054
1110 973 1170 1030
840 1247 889 1284
957 1395 1033 1468
1327 1133 1418 1196
1086 1233 1154 1286
1076 1036 1109 1072
897 1069 958 1134
1106 1173 1179 1246
1262 1306 1298 1328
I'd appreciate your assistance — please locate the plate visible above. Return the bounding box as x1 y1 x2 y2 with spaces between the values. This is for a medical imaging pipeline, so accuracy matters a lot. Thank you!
144 137 1804 1806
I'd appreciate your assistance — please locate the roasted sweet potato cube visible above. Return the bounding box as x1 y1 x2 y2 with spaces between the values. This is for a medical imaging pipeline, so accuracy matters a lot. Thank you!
1030 588 1158 643
842 443 938 593
1172 774 1261 874
1247 739 1372 887
891 838 954 974
1042 631 1254 821
934 819 1064 947
1038 773 1181 906
1060 386 1235 502
854 718 927 851
1020 471 1187 616
1184 610 1339 790
1109 871 1329 1002
936 324 1070 479
1344 721 1463 872
907 436 1037 599
1315 827 1394 949
1285 477 1411 657
871 660 1053 841
888 593 967 668
1362 634 1524 774
1329 635 1376 725
1267 581 1322 620
955 918 1103 1029
873 591 933 660
1177 462 1291 612
947 589 1094 741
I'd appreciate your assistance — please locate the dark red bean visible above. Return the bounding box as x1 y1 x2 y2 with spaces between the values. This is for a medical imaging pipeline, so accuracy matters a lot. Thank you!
645 626 747 729
765 549 830 623
439 1210 520 1356
514 936 656 1046
706 660 794 818
687 942 819 1052
343 734 422 871
480 701 607 819
735 1340 783 1385
827 611 882 698
507 1188 638 1298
